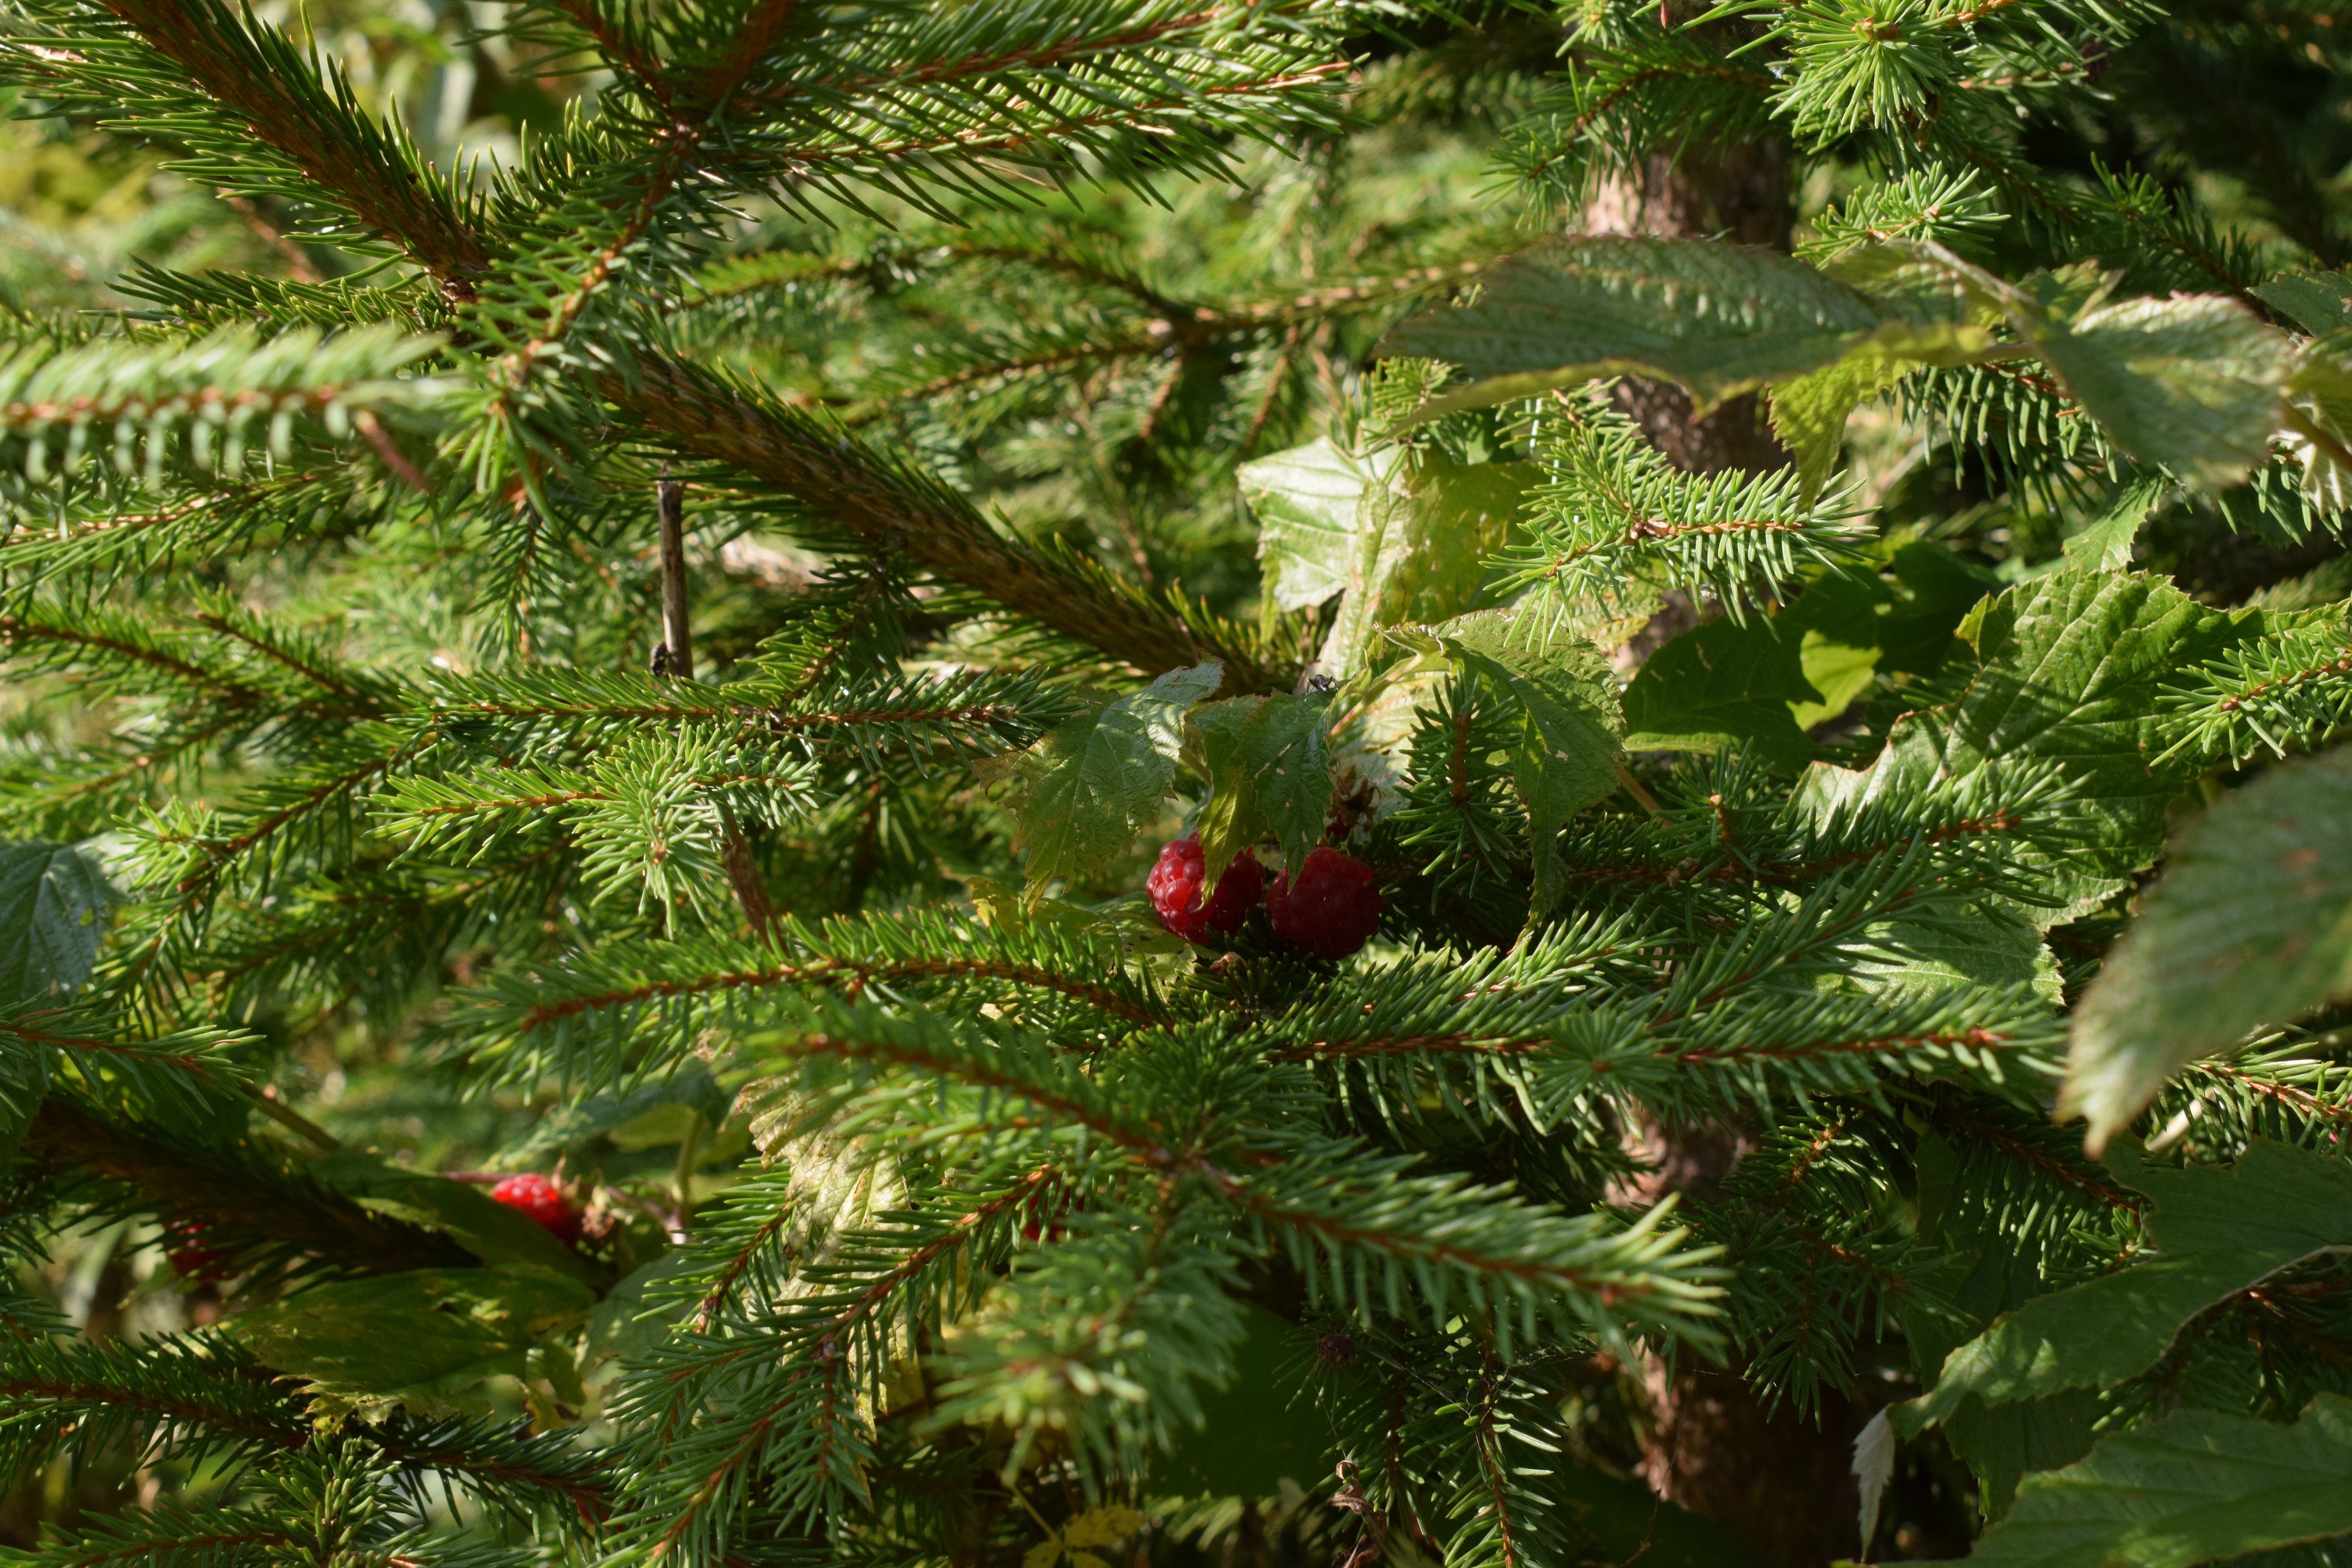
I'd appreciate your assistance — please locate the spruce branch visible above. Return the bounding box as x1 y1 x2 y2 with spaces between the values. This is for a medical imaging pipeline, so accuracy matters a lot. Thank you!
20 0 496 287
19 1098 479 1277
609 351 1292 687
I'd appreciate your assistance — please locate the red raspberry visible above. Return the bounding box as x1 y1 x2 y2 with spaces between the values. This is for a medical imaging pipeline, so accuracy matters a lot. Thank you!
1265 846 1381 961
1147 835 1265 944
164 1217 230 1283
490 1174 581 1245
1019 1180 1078 1244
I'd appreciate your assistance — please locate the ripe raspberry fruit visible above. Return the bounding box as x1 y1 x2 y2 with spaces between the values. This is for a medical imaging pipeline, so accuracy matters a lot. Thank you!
1147 834 1265 944
1265 846 1382 961
490 1173 581 1245
163 1217 230 1283
1019 1180 1078 1244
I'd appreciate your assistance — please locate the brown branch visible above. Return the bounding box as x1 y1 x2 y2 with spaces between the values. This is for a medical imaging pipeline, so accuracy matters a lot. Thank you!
185 613 375 708
691 0 802 109
218 192 319 281
354 408 430 493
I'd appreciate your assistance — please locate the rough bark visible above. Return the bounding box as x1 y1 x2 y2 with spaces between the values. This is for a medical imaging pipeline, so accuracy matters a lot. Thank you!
1586 139 1870 1568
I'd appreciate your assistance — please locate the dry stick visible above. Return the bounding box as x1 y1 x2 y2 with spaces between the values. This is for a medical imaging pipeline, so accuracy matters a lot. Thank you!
654 474 779 944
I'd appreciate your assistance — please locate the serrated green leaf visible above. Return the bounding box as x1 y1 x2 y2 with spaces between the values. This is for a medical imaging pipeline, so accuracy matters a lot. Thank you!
0 841 117 1009
1969 1392 2352 1568
1182 696 1271 882
1318 453 1534 678
1788 630 1879 730
1769 353 1906 502
1903 1129 2100 1518
1239 693 1332 878
1620 614 1819 770
1897 1139 2352 1435
1876 542 2001 676
2033 294 2291 490
2254 271 2352 336
1931 570 2249 906
1243 440 1532 679
1842 901 2059 1005
1152 1302 1328 1497
1241 438 1383 613
1444 605 1624 908
2063 745 2352 1149
312 1149 607 1289
2060 477 2170 574
1381 237 1886 414
1013 663 1224 890
228 1264 597 1420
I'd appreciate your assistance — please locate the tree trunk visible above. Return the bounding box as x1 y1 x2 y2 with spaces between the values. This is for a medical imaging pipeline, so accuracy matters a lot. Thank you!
1586 142 1871 1568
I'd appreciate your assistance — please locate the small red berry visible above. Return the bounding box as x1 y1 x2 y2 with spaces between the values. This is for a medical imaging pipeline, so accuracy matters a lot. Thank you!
490 1174 580 1245
1019 1181 1079 1244
1147 834 1265 944
164 1217 230 1283
1265 846 1382 961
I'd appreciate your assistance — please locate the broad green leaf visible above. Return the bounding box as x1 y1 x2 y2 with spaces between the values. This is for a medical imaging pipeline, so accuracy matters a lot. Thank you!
1317 453 1534 678
1769 352 1905 502
1903 1129 2099 1517
1382 235 2291 490
2287 342 2352 513
312 1148 608 1289
1181 696 1271 882
2063 745 2352 1150
1842 901 2059 1005
1380 237 1886 415
2032 294 2291 490
497 1066 733 1170
1444 606 1623 908
2060 476 2169 574
228 1264 597 1420
1876 541 2000 676
1183 693 1335 881
2254 270 2352 335
1240 438 1383 613
584 1251 697 1366
1969 1392 2352 1568
1013 663 1224 890
1240 693 1333 878
1794 571 2233 924
1546 1467 1775 1568
1620 614 1819 771
1788 630 1879 730
1152 1302 1331 1497
1243 439 1533 679
0 841 116 1009
1945 571 2247 897
1897 1139 2352 1435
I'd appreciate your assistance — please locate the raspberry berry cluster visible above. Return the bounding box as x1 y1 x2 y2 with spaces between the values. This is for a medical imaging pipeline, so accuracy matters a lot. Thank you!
1148 835 1381 960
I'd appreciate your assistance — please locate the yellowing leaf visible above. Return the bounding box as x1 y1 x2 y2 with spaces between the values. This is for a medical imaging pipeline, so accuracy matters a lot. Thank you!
1063 1505 1145 1547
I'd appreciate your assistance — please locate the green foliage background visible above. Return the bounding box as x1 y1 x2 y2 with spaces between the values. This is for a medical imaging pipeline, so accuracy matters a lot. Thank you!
2 0 2352 1566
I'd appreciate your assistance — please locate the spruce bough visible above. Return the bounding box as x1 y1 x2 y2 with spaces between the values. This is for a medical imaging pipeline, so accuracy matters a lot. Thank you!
2 0 2352 1564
